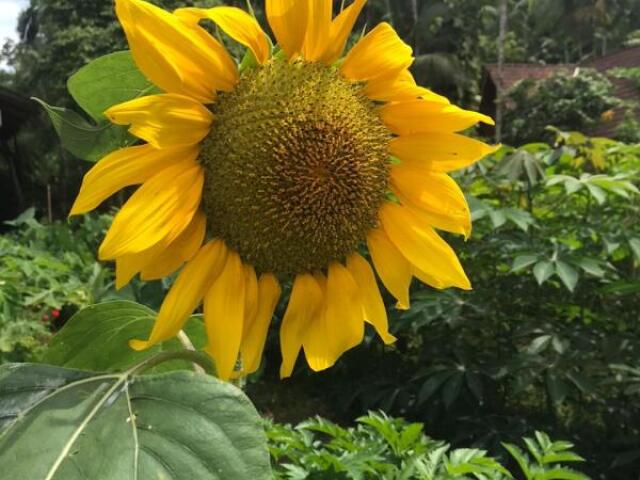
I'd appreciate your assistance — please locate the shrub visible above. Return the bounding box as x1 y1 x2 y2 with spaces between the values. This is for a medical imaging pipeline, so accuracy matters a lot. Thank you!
0 210 113 362
267 412 589 479
501 70 619 145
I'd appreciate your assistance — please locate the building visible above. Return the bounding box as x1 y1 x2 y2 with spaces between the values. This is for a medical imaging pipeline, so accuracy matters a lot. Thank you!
0 87 39 221
480 46 640 139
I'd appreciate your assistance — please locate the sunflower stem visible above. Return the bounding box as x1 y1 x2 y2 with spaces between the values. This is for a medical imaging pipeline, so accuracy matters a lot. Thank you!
245 0 255 18
130 350 215 376
177 330 205 374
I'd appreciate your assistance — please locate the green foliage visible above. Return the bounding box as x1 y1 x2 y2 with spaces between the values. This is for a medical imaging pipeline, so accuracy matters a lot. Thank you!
614 111 640 144
0 210 192 363
35 51 157 162
33 98 133 163
0 210 113 362
4 0 640 216
43 301 207 373
610 67 640 90
363 0 640 103
303 132 639 479
267 412 588 479
0 0 223 215
609 68 640 143
501 71 619 145
0 359 271 479
2 0 221 104
502 432 588 480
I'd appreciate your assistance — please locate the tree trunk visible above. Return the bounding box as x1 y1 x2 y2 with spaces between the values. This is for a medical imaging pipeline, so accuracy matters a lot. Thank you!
388 0 418 47
495 0 508 143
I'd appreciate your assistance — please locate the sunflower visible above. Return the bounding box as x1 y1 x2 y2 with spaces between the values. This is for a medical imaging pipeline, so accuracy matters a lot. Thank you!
71 0 497 380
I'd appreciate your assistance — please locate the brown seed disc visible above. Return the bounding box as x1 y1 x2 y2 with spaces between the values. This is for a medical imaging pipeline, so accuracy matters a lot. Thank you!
199 60 390 275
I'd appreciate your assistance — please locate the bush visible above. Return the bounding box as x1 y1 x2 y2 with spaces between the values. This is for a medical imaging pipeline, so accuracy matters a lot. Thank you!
0 210 113 362
501 70 619 145
262 132 640 479
267 412 589 479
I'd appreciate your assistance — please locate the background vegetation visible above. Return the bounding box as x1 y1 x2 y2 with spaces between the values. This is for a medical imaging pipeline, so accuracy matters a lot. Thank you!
1 1 639 478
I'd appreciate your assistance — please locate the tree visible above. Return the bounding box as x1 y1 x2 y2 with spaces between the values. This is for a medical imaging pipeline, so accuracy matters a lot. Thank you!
501 70 619 145
0 0 221 218
495 0 508 142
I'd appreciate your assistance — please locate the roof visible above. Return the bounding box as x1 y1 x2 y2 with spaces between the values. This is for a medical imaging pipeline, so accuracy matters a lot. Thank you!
582 45 640 71
484 46 640 94
583 47 640 137
481 46 640 139
485 63 577 92
0 87 39 141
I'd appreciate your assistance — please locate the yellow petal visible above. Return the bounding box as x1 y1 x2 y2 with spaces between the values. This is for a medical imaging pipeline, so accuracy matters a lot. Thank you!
70 144 197 216
346 253 396 344
412 265 449 290
361 69 434 102
105 94 213 149
399 199 470 239
266 0 309 59
391 165 471 237
319 0 367 64
301 0 332 61
115 240 165 290
303 263 364 371
234 264 259 377
203 249 246 381
171 8 240 94
176 7 270 65
115 0 237 103
240 273 282 375
390 133 500 173
341 23 412 82
381 100 495 135
421 91 452 103
129 240 228 350
116 210 205 289
379 202 471 290
115 256 146 291
99 160 203 259
366 228 412 310
243 264 259 332
279 273 323 378
140 210 207 280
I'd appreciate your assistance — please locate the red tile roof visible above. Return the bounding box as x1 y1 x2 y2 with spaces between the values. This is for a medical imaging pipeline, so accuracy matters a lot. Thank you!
481 46 640 139
583 47 640 137
582 46 640 71
485 63 577 92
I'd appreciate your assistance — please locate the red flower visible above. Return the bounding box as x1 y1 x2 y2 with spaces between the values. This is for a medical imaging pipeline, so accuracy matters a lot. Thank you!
52 309 61 318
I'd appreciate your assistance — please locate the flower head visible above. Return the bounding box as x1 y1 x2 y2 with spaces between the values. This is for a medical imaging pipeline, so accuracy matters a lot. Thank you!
71 0 498 380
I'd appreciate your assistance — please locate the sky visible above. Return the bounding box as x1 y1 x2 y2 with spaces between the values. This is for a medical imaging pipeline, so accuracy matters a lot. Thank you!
0 0 27 45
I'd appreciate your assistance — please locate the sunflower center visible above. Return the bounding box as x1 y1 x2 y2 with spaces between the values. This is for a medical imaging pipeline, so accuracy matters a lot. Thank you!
199 60 390 275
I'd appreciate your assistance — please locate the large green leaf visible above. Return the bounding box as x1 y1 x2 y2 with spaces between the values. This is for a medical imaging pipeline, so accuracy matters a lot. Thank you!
33 98 131 163
555 261 579 292
68 51 158 123
38 51 158 162
600 281 640 295
43 301 206 373
511 255 539 272
629 238 640 263
533 260 554 285
0 362 271 479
